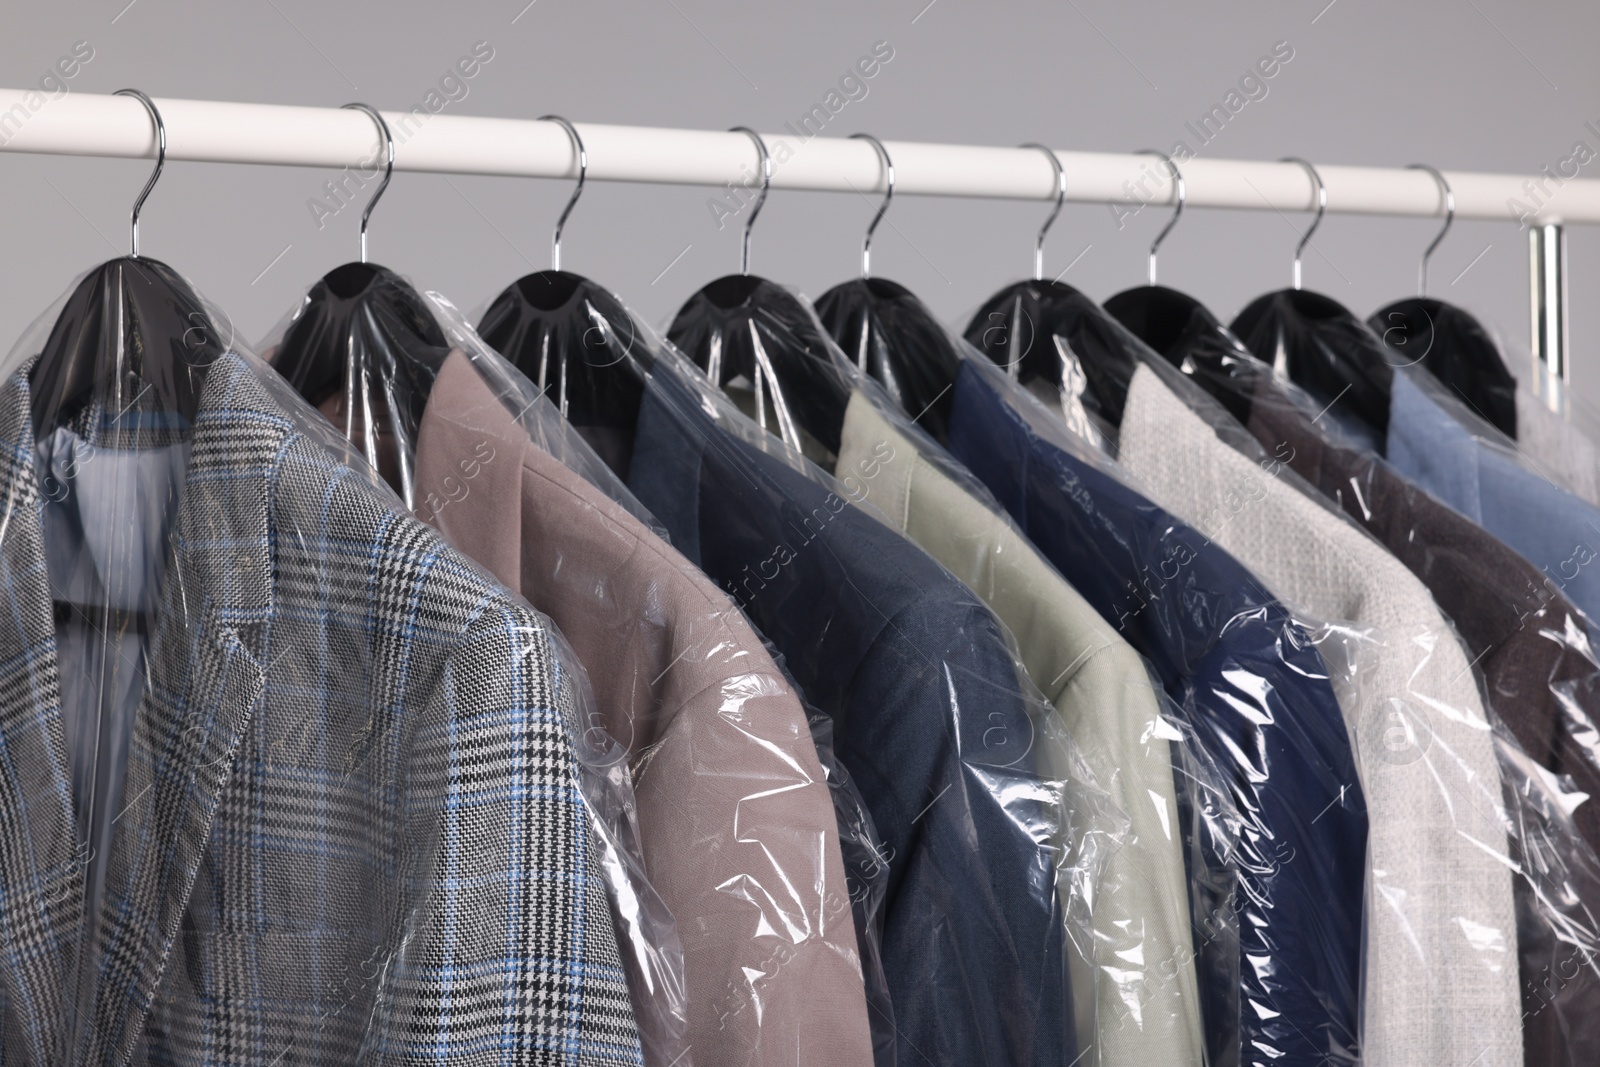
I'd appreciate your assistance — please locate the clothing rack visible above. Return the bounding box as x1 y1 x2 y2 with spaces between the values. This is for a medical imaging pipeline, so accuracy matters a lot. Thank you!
1 87 1591 373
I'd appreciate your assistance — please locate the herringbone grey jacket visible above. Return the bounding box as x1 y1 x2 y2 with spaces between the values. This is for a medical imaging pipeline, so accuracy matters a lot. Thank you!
0 350 641 1065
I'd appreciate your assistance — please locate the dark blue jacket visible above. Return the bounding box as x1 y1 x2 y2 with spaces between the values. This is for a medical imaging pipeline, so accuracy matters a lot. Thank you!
946 361 1367 1067
627 371 1072 1067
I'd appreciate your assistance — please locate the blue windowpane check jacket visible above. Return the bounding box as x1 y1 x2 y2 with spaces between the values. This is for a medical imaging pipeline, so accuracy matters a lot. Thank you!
625 369 1073 1067
0 351 640 1065
945 361 1368 1067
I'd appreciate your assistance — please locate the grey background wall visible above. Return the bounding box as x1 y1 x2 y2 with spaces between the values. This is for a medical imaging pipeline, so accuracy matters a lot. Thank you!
2 0 1597 417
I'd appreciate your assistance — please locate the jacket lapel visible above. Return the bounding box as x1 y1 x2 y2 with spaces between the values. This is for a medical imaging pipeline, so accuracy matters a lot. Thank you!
0 370 84 1066
80 353 273 1065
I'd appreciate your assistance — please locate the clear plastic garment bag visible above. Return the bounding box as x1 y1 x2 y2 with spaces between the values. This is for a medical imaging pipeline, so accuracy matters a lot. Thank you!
5 251 646 1064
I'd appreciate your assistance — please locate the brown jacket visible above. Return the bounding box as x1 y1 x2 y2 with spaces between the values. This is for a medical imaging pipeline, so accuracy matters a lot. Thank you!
413 351 876 1067
1247 379 1600 1067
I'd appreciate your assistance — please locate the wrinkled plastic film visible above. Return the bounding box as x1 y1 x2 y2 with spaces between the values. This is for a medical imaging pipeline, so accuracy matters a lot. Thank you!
1391 362 1600 637
467 271 902 1067
449 282 898 1067
421 285 890 1067
642 288 1118 1066
1230 289 1600 646
1367 297 1600 491
266 269 898 1067
948 345 1374 1067
260 271 691 1065
1116 353 1524 1067
1012 290 1550 1064
1504 337 1600 488
1 260 645 1064
804 283 1249 1067
1117 296 1600 1067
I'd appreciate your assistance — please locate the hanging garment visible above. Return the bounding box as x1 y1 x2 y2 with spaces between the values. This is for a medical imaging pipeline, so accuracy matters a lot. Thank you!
1370 297 1600 506
960 281 1528 1067
1513 385 1600 505
411 347 878 1067
0 305 641 1064
943 355 1367 1067
1111 291 1600 1067
263 276 685 1062
1245 380 1600 1067
16 256 222 975
1387 368 1600 628
1118 361 1522 1067
476 270 895 1063
1366 296 1517 437
1232 294 1600 631
1130 296 1600 842
622 351 1077 1067
834 391 1207 1066
813 281 1209 1062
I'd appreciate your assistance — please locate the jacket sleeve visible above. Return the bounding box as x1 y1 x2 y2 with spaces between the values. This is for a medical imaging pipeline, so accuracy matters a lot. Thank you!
844 597 1071 1067
374 603 644 1066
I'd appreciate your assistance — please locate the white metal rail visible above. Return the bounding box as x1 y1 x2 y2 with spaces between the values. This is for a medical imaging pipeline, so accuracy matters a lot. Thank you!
2 90 1597 222
0 88 1588 370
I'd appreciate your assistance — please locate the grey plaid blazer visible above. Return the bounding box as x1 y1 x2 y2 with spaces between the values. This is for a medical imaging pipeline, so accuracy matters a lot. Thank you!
0 351 641 1065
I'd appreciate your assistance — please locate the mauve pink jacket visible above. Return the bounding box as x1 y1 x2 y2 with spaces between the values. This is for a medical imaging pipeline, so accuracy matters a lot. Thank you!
412 351 876 1067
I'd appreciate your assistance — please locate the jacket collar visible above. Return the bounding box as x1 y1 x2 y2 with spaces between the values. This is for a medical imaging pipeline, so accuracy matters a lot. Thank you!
0 353 276 1063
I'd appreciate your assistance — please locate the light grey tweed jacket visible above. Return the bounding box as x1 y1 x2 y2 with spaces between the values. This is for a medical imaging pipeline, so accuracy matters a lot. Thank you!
1119 365 1520 1067
0 351 641 1065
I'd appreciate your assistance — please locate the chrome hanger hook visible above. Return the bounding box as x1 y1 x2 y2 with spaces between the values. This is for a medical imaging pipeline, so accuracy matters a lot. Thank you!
1407 163 1454 296
340 102 395 264
1280 156 1325 290
850 133 894 279
1020 143 1065 282
540 115 586 272
1136 149 1184 286
114 89 165 259
728 126 771 275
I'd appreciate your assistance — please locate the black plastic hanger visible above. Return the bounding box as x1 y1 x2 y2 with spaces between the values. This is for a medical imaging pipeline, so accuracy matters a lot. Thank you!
476 116 653 479
1106 288 1261 429
1100 151 1263 425
31 91 225 643
814 134 964 437
31 90 223 440
962 144 1148 430
1229 158 1394 442
267 103 448 507
1367 165 1518 437
668 127 852 457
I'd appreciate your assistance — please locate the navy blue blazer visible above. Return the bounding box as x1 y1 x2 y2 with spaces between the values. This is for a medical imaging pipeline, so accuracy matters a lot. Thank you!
626 370 1073 1067
945 361 1368 1067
